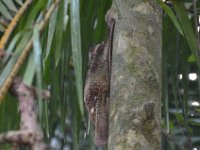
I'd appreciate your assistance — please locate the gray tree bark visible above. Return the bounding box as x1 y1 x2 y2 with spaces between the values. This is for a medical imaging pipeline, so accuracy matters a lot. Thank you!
108 0 162 150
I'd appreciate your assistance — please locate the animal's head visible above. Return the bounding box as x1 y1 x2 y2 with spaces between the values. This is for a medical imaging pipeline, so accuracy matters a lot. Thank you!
88 42 105 65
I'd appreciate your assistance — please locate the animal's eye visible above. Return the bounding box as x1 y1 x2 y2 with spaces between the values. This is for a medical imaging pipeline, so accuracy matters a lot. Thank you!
88 42 105 63
96 42 104 54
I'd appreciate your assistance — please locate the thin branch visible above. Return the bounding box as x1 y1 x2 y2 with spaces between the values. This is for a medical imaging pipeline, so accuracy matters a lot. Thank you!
0 78 50 150
0 0 33 50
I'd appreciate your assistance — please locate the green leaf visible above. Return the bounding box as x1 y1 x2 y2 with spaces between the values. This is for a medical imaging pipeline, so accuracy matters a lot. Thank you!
0 1 12 20
189 120 200 127
0 32 22 68
33 25 43 124
0 32 32 87
2 0 18 12
188 54 196 62
70 0 84 116
0 23 6 32
6 33 22 53
15 0 23 6
172 1 200 69
25 0 47 28
194 108 200 113
23 52 36 85
54 2 64 66
44 6 58 61
175 113 184 124
156 0 183 35
169 121 175 129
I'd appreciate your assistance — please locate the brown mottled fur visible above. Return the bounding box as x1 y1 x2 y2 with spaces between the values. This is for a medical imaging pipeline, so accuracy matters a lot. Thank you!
84 18 115 146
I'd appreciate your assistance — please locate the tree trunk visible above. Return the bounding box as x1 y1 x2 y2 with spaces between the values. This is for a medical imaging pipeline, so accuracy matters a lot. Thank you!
108 0 162 150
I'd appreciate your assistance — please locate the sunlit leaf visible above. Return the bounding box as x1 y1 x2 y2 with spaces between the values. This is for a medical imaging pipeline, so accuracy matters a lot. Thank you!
188 54 196 62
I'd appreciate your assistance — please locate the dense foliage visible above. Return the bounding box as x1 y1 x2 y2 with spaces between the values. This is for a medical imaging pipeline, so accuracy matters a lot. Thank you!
161 1 200 149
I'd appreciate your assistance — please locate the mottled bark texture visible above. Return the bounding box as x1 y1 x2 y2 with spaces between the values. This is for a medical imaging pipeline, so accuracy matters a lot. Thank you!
0 78 50 150
108 0 162 150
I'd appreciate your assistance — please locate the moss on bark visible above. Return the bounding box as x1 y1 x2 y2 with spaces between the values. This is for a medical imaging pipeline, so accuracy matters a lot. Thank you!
108 0 162 149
